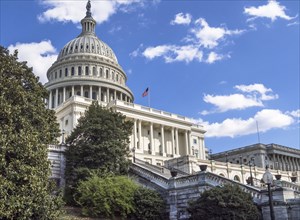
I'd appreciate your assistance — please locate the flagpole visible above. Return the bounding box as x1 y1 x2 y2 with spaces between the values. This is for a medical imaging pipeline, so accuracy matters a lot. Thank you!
148 87 151 108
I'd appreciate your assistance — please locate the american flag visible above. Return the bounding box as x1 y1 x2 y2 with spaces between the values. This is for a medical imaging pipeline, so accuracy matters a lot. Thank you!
142 87 149 97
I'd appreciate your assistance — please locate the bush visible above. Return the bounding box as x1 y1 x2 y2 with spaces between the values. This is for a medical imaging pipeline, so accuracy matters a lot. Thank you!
132 187 166 220
188 184 260 220
75 175 138 218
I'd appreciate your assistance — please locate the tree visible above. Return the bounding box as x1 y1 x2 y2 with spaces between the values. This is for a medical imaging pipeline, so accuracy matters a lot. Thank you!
188 184 260 220
0 46 63 219
132 187 167 220
64 102 133 203
75 175 138 218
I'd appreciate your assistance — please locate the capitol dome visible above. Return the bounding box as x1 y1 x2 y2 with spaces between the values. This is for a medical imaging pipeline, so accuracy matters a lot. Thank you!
45 0 134 109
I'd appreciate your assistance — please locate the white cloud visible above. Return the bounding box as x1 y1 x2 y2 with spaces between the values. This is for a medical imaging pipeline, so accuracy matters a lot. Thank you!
244 0 296 22
8 41 58 84
38 0 144 24
142 44 203 63
287 109 300 120
201 94 263 115
235 83 279 101
205 51 230 64
192 18 244 49
202 109 294 138
170 13 192 25
201 83 278 114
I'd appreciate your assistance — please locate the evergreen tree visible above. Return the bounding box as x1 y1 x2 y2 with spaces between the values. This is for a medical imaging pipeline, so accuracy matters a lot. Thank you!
188 184 260 220
64 102 133 202
0 46 63 219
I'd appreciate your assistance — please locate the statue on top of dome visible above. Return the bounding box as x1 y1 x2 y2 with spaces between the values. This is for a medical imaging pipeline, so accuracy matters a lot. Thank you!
86 0 91 17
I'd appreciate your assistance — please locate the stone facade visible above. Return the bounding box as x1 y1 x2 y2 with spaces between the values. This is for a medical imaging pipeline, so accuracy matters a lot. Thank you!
212 143 300 172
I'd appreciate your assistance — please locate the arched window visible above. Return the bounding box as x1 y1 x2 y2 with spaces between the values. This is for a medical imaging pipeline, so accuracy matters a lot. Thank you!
112 71 115 81
100 68 103 77
71 67 75 76
116 74 119 82
85 66 89 75
84 91 89 98
65 68 68 77
76 91 80 96
59 70 62 78
219 173 225 177
106 69 109 79
78 66 82 75
93 67 97 76
55 72 57 79
234 175 240 182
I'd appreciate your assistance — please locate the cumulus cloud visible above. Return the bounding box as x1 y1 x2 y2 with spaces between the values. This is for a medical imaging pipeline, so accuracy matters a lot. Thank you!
138 17 243 64
38 0 144 24
170 13 192 25
142 44 203 63
201 83 278 115
235 83 279 101
8 41 58 84
192 18 244 49
205 51 230 64
201 109 294 138
244 0 296 22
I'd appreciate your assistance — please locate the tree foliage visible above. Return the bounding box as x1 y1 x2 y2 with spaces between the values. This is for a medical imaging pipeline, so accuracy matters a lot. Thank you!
188 184 260 220
0 46 63 219
64 102 133 203
132 187 167 220
75 175 138 219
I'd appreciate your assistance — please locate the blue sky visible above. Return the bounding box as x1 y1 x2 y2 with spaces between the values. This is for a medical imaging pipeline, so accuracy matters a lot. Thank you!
1 0 299 153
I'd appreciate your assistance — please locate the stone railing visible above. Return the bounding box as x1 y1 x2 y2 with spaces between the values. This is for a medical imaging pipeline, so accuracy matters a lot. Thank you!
130 163 169 189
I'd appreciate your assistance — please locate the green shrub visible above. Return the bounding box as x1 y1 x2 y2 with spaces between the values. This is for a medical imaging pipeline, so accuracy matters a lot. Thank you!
132 187 166 220
75 175 138 218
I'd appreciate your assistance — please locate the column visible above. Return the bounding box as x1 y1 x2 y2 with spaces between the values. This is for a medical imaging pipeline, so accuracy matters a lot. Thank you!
98 86 102 101
133 119 137 149
55 88 58 108
161 125 166 156
63 87 66 102
114 90 117 100
199 138 205 160
72 86 74 96
138 120 142 149
107 88 110 102
188 131 192 155
80 85 83 97
185 131 189 155
150 122 154 155
171 127 175 156
90 86 93 99
175 128 179 156
49 90 52 109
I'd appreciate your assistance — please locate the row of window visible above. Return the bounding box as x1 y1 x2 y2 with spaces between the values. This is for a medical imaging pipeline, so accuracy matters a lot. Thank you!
61 43 113 59
50 66 124 84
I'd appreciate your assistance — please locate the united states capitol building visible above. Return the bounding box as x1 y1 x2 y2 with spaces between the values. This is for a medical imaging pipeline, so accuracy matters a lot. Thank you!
47 2 300 219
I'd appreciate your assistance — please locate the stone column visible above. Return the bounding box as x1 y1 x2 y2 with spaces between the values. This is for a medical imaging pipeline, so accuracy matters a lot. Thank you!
90 86 93 99
106 88 110 102
175 128 179 156
138 120 142 150
49 90 52 109
63 87 66 102
55 88 58 108
150 122 154 155
184 131 189 155
72 86 74 96
188 131 192 155
161 125 166 156
114 90 117 100
80 85 83 97
98 86 102 101
133 119 137 149
171 128 175 156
